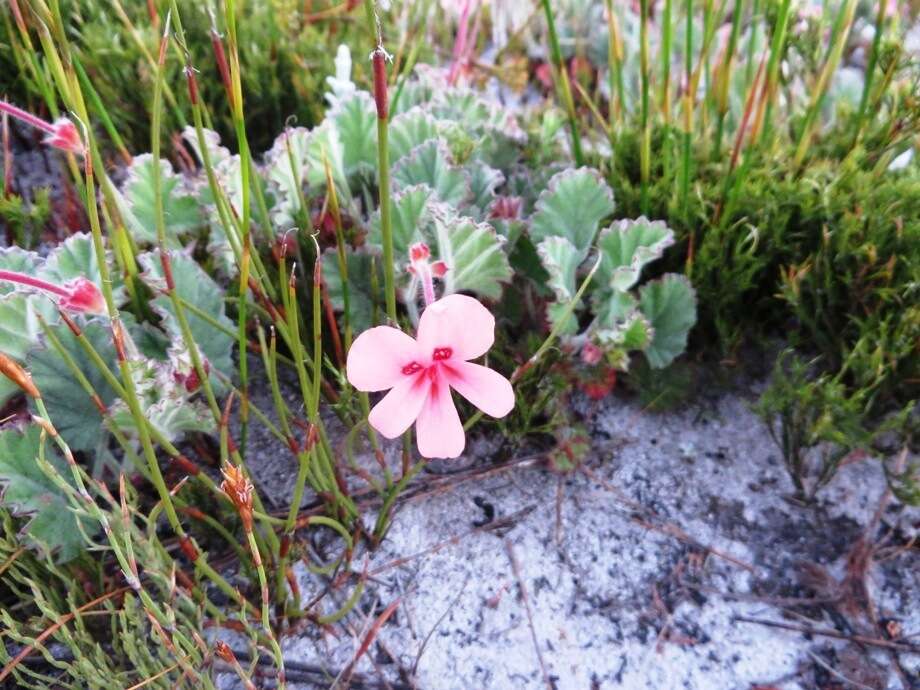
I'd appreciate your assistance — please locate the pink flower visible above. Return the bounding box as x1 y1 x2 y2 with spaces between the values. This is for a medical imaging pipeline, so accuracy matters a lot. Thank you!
580 342 604 366
0 270 106 315
346 294 514 458
0 101 84 156
57 277 106 314
42 118 85 156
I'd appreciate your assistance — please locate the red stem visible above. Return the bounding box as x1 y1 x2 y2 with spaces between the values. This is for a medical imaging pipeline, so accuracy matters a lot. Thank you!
0 269 69 298
0 100 55 135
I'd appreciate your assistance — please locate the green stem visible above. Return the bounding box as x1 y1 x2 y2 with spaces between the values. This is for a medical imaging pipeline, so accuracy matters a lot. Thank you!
793 0 857 167
541 0 585 166
757 0 793 145
852 0 888 146
679 0 693 209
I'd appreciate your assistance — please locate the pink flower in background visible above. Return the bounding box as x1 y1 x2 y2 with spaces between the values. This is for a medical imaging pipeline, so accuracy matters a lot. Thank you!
57 277 106 314
42 118 85 156
346 294 514 458
406 242 448 306
0 101 84 156
0 270 105 315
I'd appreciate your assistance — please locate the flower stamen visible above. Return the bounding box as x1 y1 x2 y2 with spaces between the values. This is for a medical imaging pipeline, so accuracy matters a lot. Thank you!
401 362 423 375
432 347 453 361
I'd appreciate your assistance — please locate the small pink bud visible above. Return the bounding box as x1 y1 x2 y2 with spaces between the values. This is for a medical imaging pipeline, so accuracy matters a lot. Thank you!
58 277 106 315
581 342 604 366
489 196 523 220
42 118 84 156
407 242 446 306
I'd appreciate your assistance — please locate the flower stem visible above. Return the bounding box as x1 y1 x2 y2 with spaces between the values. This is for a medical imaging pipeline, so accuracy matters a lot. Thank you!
0 99 55 134
364 1 397 324
0 269 69 297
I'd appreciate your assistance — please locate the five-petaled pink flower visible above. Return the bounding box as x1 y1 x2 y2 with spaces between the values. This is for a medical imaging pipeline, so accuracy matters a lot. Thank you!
346 294 514 458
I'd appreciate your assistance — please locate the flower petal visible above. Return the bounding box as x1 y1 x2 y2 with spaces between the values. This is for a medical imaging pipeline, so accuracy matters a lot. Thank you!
368 374 430 439
417 294 496 361
415 370 465 458
346 326 422 392
443 361 514 418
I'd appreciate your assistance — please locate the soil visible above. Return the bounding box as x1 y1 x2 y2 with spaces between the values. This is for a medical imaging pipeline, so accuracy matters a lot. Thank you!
216 367 920 690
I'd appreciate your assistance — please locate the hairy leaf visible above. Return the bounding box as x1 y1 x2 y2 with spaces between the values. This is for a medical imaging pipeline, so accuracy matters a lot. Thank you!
0 425 94 562
28 320 118 453
596 218 674 292
537 237 581 301
389 107 439 162
529 168 615 255
367 185 434 258
138 251 235 380
115 154 202 245
331 91 378 175
639 274 697 368
392 140 468 207
432 210 511 300
0 294 56 403
265 124 346 229
466 161 505 218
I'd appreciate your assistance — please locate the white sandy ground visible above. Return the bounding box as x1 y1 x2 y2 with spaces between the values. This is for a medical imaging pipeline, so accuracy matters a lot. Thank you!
218 375 919 690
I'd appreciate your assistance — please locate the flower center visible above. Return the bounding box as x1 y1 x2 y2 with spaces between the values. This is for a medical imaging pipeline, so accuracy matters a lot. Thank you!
401 348 452 377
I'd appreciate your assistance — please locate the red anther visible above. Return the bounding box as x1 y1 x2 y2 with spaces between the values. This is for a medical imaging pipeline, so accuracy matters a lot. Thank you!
401 361 423 375
210 30 234 110
181 506 207 521
59 309 82 336
112 322 128 363
175 568 195 592
432 347 452 361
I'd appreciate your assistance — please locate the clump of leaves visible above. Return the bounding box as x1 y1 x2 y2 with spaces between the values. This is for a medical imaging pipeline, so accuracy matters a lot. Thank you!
0 233 231 479
533 168 696 372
